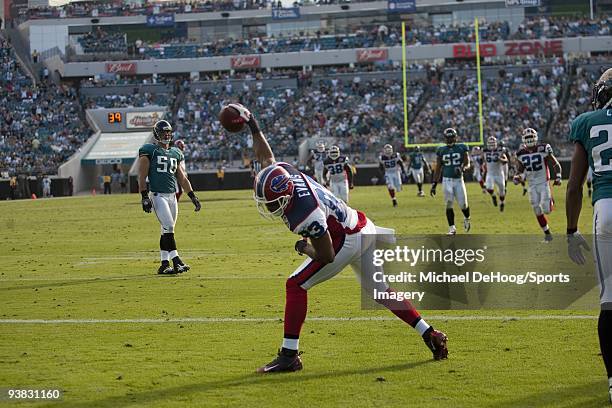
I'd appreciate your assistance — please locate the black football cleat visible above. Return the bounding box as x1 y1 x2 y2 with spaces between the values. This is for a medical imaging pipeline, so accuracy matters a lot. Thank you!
157 263 175 275
173 263 190 274
500 202 505 212
256 349 303 374
393 199 398 207
423 329 448 360
491 195 498 207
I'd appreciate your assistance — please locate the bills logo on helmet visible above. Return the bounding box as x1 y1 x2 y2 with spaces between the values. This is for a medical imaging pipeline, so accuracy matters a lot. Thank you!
270 174 291 193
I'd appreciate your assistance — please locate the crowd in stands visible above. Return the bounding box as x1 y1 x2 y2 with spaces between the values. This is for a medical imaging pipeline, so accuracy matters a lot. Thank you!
19 0 361 24
0 37 91 176
76 28 127 55
61 15 612 62
410 64 565 148
1 25 608 176
82 92 172 109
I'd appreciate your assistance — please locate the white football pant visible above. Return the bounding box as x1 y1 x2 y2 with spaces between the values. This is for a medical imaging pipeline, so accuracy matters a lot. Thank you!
385 172 402 191
594 198 612 305
442 177 468 210
151 192 178 234
410 168 424 184
330 180 349 203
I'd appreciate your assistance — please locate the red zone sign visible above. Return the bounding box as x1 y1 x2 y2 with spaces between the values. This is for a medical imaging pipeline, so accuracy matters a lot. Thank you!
452 40 563 58
230 56 261 69
105 62 137 74
356 48 388 62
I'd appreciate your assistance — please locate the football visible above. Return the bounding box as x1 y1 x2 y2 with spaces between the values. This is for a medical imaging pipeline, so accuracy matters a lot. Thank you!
219 105 246 133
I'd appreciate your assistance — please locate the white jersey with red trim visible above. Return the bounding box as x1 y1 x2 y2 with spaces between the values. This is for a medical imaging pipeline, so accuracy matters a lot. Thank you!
379 153 403 175
277 162 363 240
516 143 553 186
483 148 505 176
324 156 350 184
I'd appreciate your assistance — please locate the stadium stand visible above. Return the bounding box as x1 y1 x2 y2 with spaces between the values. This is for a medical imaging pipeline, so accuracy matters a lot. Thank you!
0 37 92 176
60 16 612 61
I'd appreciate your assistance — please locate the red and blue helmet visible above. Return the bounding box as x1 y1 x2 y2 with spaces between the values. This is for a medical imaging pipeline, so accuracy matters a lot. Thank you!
174 139 185 151
253 164 294 219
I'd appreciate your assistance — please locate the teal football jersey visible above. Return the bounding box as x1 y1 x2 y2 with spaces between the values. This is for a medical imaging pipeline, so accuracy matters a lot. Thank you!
569 109 612 204
436 143 469 179
138 143 184 193
409 152 424 169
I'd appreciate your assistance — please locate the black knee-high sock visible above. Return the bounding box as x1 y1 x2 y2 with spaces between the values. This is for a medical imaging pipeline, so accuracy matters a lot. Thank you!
417 183 423 191
163 233 177 251
599 308 612 378
446 208 455 226
461 207 470 219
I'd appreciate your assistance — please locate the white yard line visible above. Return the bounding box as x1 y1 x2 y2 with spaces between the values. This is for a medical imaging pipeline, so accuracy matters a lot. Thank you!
0 315 597 324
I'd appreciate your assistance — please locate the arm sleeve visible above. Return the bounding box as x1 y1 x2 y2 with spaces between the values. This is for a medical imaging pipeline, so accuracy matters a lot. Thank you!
569 117 584 145
138 144 153 158
293 208 328 239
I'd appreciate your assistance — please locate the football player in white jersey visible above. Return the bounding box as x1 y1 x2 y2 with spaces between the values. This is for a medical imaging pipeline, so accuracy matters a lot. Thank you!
323 146 353 203
470 146 486 193
482 136 509 211
309 142 327 183
513 128 562 241
226 103 448 373
379 144 407 206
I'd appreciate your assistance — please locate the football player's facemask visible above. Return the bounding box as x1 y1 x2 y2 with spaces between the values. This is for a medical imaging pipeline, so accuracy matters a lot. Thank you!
174 139 185 151
522 128 538 148
443 128 457 145
592 69 612 110
316 143 326 153
383 144 393 155
329 146 340 160
153 120 173 145
414 146 421 152
253 165 294 220
486 136 498 150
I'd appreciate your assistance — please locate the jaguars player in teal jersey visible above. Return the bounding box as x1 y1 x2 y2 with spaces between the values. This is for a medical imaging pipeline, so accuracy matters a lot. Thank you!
407 146 430 197
138 120 201 275
566 68 612 403
431 128 471 235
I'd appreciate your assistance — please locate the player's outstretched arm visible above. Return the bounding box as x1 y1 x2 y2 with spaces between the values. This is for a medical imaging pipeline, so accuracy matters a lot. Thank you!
566 143 588 232
176 165 201 212
138 156 152 213
138 155 150 194
344 163 354 188
228 103 275 168
566 142 590 264
547 154 563 185
462 150 471 172
431 156 442 196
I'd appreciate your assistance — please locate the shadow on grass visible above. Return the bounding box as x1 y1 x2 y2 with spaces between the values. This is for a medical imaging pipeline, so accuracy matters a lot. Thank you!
488 380 605 408
41 360 432 408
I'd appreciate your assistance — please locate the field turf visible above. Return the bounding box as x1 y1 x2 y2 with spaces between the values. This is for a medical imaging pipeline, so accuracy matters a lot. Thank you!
0 183 605 407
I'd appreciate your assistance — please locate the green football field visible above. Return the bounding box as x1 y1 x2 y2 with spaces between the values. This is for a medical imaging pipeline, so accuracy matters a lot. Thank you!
0 183 605 407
